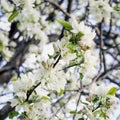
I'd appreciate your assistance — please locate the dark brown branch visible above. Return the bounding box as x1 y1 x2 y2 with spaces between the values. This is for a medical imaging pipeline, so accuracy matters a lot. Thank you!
59 0 73 39
94 63 120 82
99 19 107 72
44 0 71 18
25 82 41 101
0 40 31 85
0 102 15 120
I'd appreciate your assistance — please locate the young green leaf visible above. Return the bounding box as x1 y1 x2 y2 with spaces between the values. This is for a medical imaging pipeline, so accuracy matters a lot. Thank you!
70 61 77 66
107 87 117 96
58 89 64 96
69 34 76 44
76 31 84 38
11 77 18 82
59 102 65 107
0 43 3 50
41 96 51 101
98 5 103 9
92 96 99 103
66 43 74 53
113 5 120 11
79 73 84 80
8 10 19 22
8 111 19 119
56 19 73 30
78 118 84 120
70 110 81 115
100 108 107 120
80 101 89 105
69 32 84 45
70 110 77 114
21 112 27 118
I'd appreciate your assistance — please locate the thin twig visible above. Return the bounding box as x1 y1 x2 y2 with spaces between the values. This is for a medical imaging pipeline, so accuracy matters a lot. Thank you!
44 0 71 18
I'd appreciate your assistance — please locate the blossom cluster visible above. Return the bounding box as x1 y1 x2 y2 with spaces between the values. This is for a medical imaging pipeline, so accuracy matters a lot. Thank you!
0 31 16 61
9 18 117 120
0 0 119 120
78 0 114 23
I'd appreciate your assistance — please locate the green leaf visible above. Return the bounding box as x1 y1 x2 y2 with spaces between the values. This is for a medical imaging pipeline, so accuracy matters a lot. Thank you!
86 45 90 49
8 10 19 22
21 112 27 118
38 118 43 120
70 110 81 115
59 102 65 107
41 96 51 101
113 5 120 11
98 5 103 9
56 19 73 30
8 111 19 119
58 89 64 96
79 73 83 80
100 109 107 120
69 34 76 44
78 118 84 120
0 43 3 50
69 32 84 45
77 32 84 38
48 54 53 59
70 61 77 66
11 77 18 82
66 43 74 53
92 95 99 103
70 110 77 114
80 101 89 105
107 87 117 96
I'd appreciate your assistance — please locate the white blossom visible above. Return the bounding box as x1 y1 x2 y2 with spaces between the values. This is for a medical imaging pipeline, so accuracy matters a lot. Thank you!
69 16 96 47
89 0 113 23
0 0 118 119
1 0 14 12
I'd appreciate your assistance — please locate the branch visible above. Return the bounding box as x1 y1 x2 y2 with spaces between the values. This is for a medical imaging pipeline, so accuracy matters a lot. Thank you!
0 39 31 85
25 82 41 101
59 0 73 39
0 102 15 120
94 63 120 82
44 0 71 18
99 19 107 72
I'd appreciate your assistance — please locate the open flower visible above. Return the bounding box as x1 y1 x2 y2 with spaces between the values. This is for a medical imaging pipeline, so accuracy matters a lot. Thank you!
69 16 96 47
